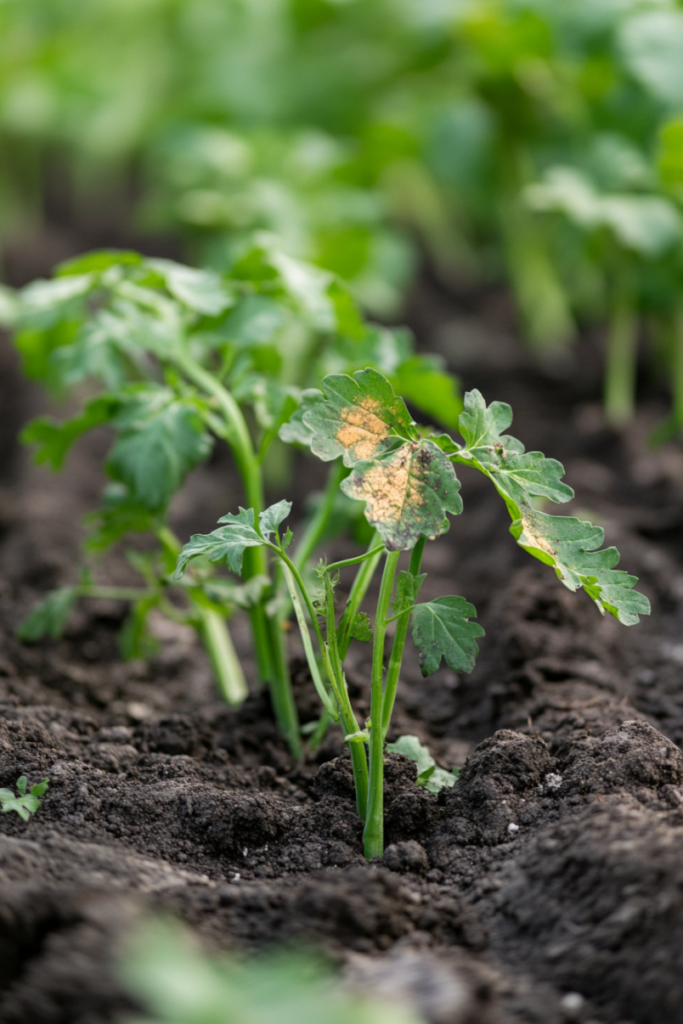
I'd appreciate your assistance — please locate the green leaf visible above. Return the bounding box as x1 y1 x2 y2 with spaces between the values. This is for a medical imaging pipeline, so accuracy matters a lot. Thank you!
454 390 573 510
17 274 95 327
386 734 434 777
412 596 484 676
302 368 417 466
350 611 373 642
107 387 213 510
56 250 142 277
146 258 235 316
17 587 79 642
510 505 651 625
386 735 457 794
20 395 119 470
618 10 683 108
391 570 427 615
174 508 263 579
259 500 292 537
391 356 462 430
0 777 48 820
85 487 157 553
278 389 324 447
341 440 462 551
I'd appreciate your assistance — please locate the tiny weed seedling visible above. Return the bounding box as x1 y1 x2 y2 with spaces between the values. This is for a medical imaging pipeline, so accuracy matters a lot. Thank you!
175 369 650 858
0 777 48 822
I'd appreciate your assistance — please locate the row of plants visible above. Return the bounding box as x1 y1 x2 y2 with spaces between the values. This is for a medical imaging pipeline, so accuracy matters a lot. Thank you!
3 1 683 427
3 247 649 858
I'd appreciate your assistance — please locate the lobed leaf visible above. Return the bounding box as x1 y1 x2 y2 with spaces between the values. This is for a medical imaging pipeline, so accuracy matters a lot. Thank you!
174 508 263 579
341 440 462 551
454 389 573 509
21 395 119 471
511 505 651 625
412 596 484 676
301 368 417 466
146 258 235 316
278 389 324 447
386 735 457 794
349 611 373 642
107 387 213 510
391 570 427 615
17 587 79 642
259 500 293 537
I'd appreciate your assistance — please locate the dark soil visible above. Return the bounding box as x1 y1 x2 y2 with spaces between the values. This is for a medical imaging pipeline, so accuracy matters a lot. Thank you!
3 256 683 1024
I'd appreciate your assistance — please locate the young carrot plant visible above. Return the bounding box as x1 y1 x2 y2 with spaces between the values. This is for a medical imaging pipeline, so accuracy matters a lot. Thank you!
175 369 650 858
7 245 460 759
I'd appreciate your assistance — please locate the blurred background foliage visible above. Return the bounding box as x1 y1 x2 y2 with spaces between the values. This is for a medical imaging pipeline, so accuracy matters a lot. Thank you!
3 0 683 425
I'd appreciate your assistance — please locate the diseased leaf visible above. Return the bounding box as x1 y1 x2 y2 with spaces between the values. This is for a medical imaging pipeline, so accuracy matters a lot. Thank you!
511 505 651 625
341 440 462 551
107 386 212 510
412 596 484 675
21 395 119 471
174 508 263 579
302 368 417 466
259 500 293 537
350 611 373 642
17 587 79 642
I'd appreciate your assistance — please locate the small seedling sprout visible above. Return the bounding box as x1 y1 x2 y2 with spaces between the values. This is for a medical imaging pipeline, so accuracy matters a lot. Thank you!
0 777 49 822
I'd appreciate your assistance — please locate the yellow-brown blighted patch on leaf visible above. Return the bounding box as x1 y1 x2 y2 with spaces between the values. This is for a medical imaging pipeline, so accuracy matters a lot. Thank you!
341 440 463 550
335 397 392 462
299 368 418 466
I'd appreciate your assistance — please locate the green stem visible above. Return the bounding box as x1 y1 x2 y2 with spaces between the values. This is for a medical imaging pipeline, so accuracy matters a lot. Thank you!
381 537 425 737
307 710 331 753
324 572 368 820
265 611 302 760
282 564 336 718
363 550 400 859
175 349 299 754
325 545 386 573
194 604 248 705
292 459 346 573
604 282 638 427
337 531 383 661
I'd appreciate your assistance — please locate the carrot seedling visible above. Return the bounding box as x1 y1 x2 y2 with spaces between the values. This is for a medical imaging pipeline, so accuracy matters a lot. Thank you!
175 369 650 857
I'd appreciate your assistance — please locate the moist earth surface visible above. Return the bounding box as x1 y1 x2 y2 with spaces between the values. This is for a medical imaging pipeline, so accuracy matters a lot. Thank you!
2 268 683 1024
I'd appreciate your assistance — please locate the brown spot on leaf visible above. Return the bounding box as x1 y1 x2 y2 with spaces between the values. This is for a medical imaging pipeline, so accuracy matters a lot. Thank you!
336 399 391 461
